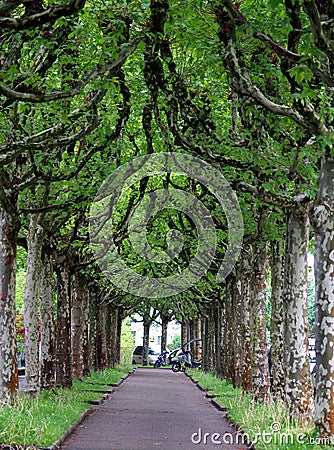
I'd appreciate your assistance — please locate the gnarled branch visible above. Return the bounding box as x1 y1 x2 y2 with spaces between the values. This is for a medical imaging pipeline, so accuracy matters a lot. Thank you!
0 38 140 103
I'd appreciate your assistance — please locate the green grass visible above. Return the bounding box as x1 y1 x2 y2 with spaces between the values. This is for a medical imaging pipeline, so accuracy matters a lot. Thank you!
0 366 132 448
188 370 334 450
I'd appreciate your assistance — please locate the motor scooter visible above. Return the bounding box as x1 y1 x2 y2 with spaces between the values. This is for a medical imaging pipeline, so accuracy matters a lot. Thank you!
170 337 201 372
154 349 169 368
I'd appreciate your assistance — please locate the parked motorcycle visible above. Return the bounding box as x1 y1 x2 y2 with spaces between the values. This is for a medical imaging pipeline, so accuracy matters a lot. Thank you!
154 349 169 368
170 337 201 372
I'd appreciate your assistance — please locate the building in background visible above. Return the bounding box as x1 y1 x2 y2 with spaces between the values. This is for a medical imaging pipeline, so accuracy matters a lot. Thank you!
130 315 181 353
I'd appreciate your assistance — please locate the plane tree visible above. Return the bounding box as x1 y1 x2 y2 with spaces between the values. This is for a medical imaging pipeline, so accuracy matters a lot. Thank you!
128 0 316 418
0 1 331 440
0 0 141 402
214 0 334 435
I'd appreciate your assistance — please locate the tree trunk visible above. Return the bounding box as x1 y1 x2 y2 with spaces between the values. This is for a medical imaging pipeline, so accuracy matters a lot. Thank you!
233 270 243 388
207 303 217 371
161 315 169 352
115 307 123 366
105 303 112 368
225 274 236 385
88 285 99 371
270 240 286 401
240 251 252 393
108 306 118 367
55 256 72 387
81 286 90 377
0 207 20 404
24 214 44 396
250 245 270 402
181 319 189 346
312 153 334 437
39 247 55 389
71 273 85 380
189 318 197 356
284 208 313 422
213 297 222 375
219 290 229 380
142 320 150 366
107 305 123 367
97 302 108 370
195 318 202 361
201 315 210 372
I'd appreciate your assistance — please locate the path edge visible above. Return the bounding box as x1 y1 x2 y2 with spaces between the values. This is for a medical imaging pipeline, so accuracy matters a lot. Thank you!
40 369 136 450
184 372 256 450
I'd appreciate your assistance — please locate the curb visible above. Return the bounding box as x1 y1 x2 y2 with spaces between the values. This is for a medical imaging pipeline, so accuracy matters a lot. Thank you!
0 369 137 450
185 372 255 450
41 408 94 450
44 368 136 450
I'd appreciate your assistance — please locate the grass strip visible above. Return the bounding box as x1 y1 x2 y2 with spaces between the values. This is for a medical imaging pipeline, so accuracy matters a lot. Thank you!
188 369 334 450
0 365 133 449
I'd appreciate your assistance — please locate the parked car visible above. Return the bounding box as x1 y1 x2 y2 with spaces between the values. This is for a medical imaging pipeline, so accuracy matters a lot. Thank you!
132 346 159 365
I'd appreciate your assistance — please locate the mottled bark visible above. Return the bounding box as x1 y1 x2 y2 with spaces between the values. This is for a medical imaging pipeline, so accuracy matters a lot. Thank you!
234 271 243 388
105 304 112 368
201 315 210 372
24 214 44 396
225 274 236 385
195 318 202 361
161 314 169 352
223 266 249 388
181 319 189 346
284 208 313 422
81 286 90 377
142 320 150 366
312 153 334 437
270 240 286 401
213 298 222 375
71 273 86 380
219 291 229 380
240 252 252 393
250 245 270 402
189 318 197 357
39 248 55 389
207 305 216 371
209 299 221 373
97 302 108 370
55 256 72 387
107 305 123 368
115 307 123 366
88 285 99 371
0 207 19 404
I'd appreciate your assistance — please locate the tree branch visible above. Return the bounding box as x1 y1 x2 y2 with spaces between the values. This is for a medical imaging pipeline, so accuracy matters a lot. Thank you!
0 123 65 165
0 37 140 102
220 0 334 88
235 180 310 208
216 6 329 136
302 0 334 63
0 0 87 29
0 1 22 17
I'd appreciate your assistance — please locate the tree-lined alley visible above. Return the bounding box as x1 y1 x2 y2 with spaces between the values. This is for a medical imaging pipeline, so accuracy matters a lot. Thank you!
0 0 333 439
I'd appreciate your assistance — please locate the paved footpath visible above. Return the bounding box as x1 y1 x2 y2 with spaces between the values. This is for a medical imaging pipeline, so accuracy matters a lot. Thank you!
60 368 251 450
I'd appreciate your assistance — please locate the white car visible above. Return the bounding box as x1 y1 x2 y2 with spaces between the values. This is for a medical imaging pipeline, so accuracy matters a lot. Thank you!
131 346 159 365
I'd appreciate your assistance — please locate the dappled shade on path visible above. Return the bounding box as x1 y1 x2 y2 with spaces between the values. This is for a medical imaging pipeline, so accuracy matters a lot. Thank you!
60 368 251 450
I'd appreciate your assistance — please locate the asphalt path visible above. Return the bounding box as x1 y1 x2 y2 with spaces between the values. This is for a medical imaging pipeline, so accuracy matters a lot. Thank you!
60 368 251 450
